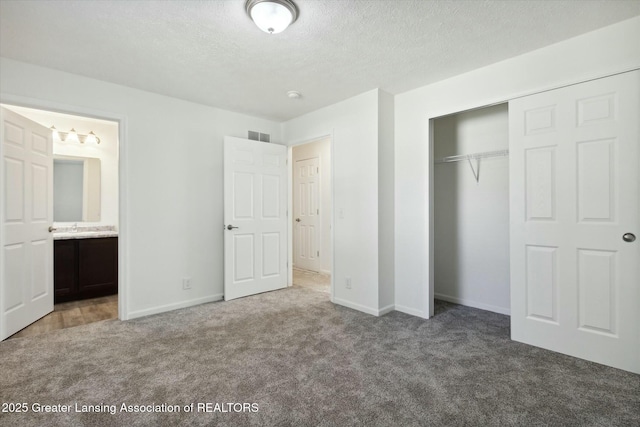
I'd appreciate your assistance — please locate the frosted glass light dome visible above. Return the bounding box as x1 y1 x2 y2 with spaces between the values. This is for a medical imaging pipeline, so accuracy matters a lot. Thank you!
246 0 298 34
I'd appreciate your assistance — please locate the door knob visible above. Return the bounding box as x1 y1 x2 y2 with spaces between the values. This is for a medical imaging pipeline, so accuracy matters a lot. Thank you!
226 224 239 230
622 233 636 243
48 226 57 232
295 218 301 222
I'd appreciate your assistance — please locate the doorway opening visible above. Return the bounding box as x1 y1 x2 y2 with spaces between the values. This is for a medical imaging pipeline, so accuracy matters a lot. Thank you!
290 136 332 295
1 104 120 339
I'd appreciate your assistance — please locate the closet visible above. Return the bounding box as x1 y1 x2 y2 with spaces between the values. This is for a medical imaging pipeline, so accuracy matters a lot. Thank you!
433 103 510 315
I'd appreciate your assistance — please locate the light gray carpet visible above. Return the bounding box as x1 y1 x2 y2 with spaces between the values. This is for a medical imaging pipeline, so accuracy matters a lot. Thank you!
1 285 638 427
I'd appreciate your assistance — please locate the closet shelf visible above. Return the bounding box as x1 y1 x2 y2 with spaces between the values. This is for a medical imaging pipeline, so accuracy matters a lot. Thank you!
435 149 509 183
434 149 509 164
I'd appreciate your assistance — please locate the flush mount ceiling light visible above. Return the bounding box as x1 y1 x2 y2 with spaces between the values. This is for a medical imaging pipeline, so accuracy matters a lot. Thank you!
287 90 302 99
246 0 298 34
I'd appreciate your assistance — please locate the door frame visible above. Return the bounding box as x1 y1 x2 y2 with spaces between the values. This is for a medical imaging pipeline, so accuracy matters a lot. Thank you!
426 68 640 318
0 93 129 328
287 133 335 302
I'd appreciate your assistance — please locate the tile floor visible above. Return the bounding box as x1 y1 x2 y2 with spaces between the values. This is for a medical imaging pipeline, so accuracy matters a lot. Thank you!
9 294 118 339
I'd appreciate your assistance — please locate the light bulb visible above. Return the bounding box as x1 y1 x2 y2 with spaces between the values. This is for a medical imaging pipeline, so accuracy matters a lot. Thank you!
67 128 79 143
50 126 60 141
85 131 100 145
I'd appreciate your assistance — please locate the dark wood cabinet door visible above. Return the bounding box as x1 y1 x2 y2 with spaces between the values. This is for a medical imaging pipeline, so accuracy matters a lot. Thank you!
78 237 118 299
54 237 118 303
54 240 78 301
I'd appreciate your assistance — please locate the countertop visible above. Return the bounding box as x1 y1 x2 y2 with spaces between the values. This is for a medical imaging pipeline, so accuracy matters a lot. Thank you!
53 225 118 240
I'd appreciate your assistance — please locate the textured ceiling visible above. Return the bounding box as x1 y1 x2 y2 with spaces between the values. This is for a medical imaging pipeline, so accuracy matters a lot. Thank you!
1 0 639 121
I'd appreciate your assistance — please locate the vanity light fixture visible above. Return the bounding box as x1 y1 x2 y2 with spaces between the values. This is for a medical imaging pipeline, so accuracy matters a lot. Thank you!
246 0 298 34
50 126 101 144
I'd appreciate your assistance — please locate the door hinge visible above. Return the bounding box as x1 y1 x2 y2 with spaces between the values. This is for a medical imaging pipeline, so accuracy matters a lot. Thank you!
317 250 320 257
317 208 319 214
317 166 319 173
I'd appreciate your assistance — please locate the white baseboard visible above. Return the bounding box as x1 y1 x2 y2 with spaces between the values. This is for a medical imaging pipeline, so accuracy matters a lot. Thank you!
332 297 380 316
394 304 428 319
127 294 224 320
378 304 395 316
434 293 510 315
331 298 397 317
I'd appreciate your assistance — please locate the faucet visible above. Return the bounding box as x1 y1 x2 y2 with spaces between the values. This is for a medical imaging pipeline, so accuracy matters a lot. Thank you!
72 222 78 233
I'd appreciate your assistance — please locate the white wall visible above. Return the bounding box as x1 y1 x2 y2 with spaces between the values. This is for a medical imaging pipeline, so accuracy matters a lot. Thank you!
2 105 120 228
378 90 395 312
0 57 282 320
292 137 332 274
395 16 640 318
433 104 510 315
283 88 395 315
283 89 381 314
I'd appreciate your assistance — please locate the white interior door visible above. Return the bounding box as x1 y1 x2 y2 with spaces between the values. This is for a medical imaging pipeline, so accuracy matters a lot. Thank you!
223 136 287 300
509 71 639 374
293 157 320 272
1 107 54 340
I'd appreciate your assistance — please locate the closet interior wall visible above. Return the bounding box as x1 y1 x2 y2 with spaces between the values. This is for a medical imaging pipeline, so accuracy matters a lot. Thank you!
433 103 510 315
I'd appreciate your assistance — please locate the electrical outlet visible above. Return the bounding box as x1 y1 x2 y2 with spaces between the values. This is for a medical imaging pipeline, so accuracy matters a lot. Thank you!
182 277 192 290
345 276 352 289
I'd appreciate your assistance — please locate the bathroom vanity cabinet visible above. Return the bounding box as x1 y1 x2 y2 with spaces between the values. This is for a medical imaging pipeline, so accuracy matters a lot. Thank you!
54 237 118 303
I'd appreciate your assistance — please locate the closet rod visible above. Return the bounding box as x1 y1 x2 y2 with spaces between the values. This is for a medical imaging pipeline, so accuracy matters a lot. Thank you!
434 149 509 164
434 149 509 183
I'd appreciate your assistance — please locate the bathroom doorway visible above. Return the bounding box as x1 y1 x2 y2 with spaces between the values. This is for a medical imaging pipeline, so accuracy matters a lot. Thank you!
1 104 120 338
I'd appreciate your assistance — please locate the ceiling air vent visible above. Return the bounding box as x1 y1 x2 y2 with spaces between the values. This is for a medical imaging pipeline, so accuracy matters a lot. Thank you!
248 131 270 143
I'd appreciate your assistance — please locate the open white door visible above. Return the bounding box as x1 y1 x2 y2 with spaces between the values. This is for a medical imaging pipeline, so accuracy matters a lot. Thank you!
293 156 320 272
223 137 287 300
509 71 639 373
1 107 54 340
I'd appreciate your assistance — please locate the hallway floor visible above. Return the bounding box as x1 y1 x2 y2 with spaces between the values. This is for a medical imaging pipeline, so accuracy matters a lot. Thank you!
292 267 330 293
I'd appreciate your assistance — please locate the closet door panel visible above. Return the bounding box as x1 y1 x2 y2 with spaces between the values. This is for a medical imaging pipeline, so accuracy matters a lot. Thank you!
509 71 639 374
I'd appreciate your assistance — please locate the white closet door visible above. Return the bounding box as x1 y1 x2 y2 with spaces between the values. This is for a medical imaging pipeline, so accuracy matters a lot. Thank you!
509 71 639 374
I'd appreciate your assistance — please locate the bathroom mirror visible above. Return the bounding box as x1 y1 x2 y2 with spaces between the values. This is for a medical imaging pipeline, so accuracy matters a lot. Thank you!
53 156 101 222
